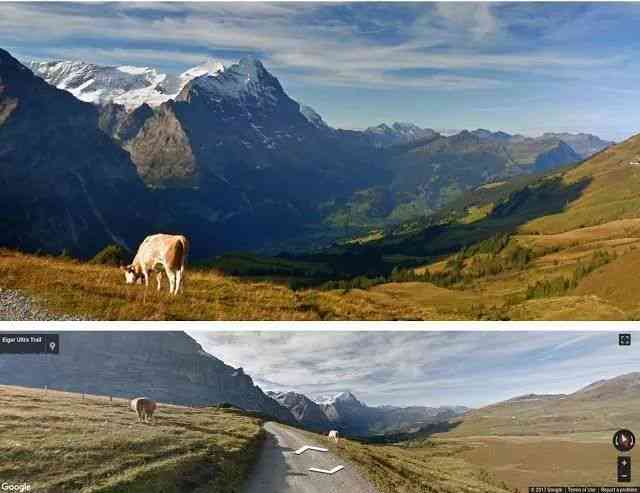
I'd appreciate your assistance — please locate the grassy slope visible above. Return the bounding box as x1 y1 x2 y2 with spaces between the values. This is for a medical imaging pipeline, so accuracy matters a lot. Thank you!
0 385 264 493
522 134 640 234
0 249 476 320
436 385 640 492
393 134 640 320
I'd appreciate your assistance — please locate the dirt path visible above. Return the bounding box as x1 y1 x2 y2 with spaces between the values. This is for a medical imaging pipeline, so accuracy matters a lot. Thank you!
243 422 378 493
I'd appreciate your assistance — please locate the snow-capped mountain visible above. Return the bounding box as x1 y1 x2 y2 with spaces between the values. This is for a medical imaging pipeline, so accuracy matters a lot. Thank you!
364 122 439 147
267 391 331 431
285 390 468 436
300 104 329 129
315 391 363 406
27 59 225 109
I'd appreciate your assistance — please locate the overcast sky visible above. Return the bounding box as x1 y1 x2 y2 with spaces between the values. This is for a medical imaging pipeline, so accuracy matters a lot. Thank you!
2 2 640 140
189 331 639 408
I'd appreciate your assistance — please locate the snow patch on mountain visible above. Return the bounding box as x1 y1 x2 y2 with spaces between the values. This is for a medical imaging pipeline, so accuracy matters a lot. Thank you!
184 56 280 104
300 104 328 128
27 58 226 110
314 391 362 406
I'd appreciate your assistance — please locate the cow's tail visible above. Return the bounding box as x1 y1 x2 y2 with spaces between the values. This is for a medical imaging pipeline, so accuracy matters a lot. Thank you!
176 236 189 294
179 236 189 270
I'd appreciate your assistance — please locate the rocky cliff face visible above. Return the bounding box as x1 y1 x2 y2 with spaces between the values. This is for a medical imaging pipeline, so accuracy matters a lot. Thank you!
268 391 331 431
0 331 295 423
0 48 152 255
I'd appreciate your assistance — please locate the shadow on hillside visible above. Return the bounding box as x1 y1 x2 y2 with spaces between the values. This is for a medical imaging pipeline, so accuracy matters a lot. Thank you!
350 420 462 445
377 175 593 260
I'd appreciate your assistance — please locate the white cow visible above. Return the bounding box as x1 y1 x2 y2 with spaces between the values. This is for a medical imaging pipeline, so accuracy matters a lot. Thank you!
122 234 189 295
328 430 340 443
130 397 157 423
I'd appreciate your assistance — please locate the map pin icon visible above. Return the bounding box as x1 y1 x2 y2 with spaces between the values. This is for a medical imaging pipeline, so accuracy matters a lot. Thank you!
49 341 56 352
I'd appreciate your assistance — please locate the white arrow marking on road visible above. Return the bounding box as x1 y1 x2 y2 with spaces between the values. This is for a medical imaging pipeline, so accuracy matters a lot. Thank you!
309 465 344 475
295 445 329 455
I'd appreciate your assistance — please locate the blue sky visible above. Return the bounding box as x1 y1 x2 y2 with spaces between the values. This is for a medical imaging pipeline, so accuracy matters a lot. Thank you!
2 2 640 140
190 331 639 408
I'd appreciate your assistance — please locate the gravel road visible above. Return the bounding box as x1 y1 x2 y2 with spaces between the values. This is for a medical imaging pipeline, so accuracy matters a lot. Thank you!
243 422 378 493
0 288 85 321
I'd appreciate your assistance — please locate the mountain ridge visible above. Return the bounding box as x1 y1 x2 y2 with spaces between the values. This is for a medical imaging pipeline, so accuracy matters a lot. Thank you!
271 388 468 436
1 47 613 258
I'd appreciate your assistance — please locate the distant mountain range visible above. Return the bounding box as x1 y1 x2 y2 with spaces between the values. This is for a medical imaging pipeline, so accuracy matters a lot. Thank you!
0 47 613 257
268 389 467 436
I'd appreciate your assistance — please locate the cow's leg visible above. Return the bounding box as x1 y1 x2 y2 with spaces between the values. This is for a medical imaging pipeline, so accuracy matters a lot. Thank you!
175 268 183 295
156 271 162 292
168 270 176 295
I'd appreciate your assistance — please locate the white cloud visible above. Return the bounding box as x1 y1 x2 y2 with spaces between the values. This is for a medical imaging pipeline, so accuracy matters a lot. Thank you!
188 331 637 408
0 2 624 91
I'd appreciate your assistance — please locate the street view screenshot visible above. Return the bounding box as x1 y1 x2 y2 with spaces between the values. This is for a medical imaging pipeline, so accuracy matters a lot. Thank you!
1 1 640 492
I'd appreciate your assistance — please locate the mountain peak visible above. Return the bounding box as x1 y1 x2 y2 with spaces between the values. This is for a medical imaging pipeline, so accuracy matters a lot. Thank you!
179 59 225 80
0 48 31 75
179 55 284 105
329 391 363 406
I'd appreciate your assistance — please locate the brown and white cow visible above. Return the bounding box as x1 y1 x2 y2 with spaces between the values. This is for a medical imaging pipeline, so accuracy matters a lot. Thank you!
122 234 189 295
130 397 157 423
328 430 340 443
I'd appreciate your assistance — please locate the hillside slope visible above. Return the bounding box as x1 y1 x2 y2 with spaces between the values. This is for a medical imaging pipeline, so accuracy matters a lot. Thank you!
446 372 640 437
0 385 264 493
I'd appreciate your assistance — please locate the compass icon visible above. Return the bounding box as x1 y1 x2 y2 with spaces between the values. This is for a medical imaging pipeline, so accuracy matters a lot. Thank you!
614 429 636 452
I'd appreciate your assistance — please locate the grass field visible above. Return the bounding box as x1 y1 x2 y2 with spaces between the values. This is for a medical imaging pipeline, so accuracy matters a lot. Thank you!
457 435 621 493
2 229 640 321
0 385 264 493
0 249 480 320
436 374 640 492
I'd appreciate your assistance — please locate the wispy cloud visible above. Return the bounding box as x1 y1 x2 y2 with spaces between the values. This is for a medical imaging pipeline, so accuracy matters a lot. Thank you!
0 3 625 90
2 2 639 139
189 331 637 408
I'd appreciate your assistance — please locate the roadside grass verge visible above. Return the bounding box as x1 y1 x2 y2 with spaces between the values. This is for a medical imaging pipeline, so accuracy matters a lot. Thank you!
290 426 514 493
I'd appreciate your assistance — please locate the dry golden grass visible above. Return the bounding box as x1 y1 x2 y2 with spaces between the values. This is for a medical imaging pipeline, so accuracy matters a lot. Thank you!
0 249 317 320
0 249 482 320
3 217 640 321
0 385 263 493
575 247 640 315
458 436 623 493
440 382 640 491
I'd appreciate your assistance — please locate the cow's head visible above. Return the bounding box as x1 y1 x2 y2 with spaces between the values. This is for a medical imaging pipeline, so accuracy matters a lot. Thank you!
121 264 141 284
